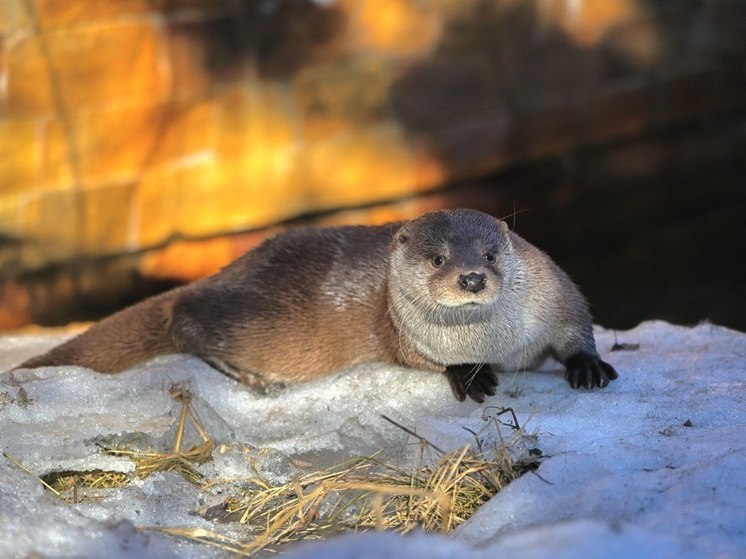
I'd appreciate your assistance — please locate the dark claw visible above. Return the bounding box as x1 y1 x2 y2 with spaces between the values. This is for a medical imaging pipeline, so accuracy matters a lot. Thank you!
445 364 499 403
564 352 619 390
564 367 576 389
590 360 608 388
475 374 498 397
449 374 467 402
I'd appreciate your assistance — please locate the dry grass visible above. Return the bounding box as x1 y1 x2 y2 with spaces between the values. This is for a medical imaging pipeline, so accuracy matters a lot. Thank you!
5 385 539 556
6 384 213 503
40 470 130 502
104 385 214 486
146 411 539 556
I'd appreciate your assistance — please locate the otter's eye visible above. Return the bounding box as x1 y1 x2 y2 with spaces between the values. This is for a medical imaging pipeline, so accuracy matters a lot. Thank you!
484 251 496 263
432 255 445 268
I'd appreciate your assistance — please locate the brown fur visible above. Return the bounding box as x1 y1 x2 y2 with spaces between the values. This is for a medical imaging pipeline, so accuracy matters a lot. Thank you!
16 209 617 400
20 288 182 373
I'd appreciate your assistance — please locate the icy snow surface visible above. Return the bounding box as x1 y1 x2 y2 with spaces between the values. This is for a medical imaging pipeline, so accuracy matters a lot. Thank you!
1 321 744 558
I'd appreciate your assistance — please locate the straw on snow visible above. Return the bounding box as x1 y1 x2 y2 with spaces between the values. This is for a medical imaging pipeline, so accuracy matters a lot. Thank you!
6 382 538 556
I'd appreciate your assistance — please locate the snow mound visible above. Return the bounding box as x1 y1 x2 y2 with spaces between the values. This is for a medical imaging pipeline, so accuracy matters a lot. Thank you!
1 321 744 558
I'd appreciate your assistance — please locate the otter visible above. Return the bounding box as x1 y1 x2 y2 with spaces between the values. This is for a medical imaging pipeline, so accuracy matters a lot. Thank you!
16 209 617 402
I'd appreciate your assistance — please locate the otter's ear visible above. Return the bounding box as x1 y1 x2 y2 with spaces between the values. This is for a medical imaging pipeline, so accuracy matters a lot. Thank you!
395 227 409 245
497 220 514 251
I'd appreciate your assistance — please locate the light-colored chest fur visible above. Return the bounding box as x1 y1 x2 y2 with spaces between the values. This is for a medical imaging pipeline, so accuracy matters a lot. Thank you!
398 296 551 371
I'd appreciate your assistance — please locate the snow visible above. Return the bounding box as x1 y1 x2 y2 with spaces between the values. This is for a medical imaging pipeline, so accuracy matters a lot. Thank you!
1 321 744 558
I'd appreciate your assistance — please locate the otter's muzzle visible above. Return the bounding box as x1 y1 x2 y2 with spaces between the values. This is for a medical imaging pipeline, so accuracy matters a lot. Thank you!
458 272 486 293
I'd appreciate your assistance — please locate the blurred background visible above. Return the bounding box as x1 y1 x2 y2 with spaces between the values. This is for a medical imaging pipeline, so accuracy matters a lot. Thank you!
0 0 744 332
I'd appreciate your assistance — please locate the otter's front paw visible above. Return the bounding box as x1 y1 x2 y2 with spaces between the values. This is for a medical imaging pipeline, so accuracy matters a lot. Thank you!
445 364 498 403
564 352 618 389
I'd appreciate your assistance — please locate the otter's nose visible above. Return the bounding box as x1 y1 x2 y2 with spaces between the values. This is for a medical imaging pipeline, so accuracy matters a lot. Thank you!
458 272 486 293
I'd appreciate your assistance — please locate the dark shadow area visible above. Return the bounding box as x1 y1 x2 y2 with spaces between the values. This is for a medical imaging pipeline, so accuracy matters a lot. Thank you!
389 0 601 173
553 126 746 331
247 0 347 80
21 259 181 327
161 0 347 83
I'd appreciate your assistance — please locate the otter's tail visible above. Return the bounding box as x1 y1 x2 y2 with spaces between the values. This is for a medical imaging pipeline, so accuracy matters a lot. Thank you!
17 288 184 373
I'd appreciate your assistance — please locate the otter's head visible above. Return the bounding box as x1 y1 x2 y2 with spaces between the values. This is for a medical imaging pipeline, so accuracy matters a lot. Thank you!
390 209 515 314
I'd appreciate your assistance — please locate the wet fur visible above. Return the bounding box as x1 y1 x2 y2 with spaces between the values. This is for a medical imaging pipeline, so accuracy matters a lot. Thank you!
17 209 617 400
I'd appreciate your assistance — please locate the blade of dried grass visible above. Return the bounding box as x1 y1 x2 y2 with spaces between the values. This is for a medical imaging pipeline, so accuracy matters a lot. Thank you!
103 386 215 486
3 451 62 496
145 526 248 555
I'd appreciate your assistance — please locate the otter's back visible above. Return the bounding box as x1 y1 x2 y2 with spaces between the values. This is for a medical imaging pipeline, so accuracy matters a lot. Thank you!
170 223 403 382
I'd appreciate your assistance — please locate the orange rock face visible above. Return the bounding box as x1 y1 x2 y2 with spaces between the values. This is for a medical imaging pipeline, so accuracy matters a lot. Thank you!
0 0 744 328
